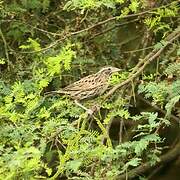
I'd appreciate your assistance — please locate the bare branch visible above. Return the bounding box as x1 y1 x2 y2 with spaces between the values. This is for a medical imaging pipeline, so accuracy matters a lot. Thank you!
8 2 176 54
0 28 11 70
105 27 180 99
118 141 180 179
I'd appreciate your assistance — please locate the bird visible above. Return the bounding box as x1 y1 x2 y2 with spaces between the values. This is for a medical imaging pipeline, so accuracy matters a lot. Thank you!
46 66 121 114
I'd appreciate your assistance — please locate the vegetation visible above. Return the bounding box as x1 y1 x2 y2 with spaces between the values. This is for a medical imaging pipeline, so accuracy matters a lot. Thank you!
0 0 179 179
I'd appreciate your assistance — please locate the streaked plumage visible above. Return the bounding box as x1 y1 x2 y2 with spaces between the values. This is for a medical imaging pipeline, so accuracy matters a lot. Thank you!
56 66 121 100
46 66 121 114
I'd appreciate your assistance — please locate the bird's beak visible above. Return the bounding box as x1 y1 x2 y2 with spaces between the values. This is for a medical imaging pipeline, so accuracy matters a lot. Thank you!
112 67 121 73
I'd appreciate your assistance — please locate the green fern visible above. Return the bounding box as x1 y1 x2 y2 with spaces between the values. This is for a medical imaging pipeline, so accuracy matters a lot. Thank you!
138 82 169 105
164 63 180 76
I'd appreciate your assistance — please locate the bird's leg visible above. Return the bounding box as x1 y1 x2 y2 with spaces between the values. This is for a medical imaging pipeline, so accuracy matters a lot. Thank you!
74 100 93 115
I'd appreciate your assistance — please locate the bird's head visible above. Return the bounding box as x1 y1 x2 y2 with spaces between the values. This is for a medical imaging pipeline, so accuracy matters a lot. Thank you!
98 66 121 76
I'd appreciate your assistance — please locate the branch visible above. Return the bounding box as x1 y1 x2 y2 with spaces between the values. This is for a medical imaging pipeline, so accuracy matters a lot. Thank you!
88 18 139 41
8 2 176 54
11 35 68 54
25 2 176 37
105 26 180 99
118 141 180 179
0 28 11 70
18 19 139 54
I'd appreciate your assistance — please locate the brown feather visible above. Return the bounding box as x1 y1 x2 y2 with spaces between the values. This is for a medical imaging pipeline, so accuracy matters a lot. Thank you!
51 66 121 100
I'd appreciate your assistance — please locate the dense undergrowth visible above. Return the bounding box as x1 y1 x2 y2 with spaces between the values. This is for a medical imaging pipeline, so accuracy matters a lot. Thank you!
0 0 180 179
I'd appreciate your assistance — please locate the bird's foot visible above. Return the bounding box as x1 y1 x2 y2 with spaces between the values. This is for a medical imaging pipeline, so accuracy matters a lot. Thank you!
86 109 94 115
92 104 100 112
86 105 100 115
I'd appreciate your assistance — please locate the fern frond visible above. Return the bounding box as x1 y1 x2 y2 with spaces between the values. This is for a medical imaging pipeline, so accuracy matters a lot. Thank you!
164 63 180 75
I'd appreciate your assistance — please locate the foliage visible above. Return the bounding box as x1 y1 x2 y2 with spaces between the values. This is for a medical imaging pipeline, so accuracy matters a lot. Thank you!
0 0 179 179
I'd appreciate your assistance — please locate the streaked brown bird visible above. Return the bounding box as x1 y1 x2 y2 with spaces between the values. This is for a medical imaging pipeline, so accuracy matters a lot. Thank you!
47 66 121 113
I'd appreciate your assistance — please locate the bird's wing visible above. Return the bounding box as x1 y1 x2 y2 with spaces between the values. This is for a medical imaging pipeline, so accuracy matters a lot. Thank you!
62 74 105 92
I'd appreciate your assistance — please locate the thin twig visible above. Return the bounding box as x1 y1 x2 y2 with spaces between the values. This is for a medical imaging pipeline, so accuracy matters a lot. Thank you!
14 35 68 54
119 120 124 144
118 141 180 179
88 18 139 40
105 27 180 99
7 2 176 54
0 28 10 70
123 45 154 53
70 1 176 36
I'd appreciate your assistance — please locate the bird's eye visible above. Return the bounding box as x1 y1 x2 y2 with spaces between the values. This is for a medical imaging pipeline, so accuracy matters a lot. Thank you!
108 68 111 70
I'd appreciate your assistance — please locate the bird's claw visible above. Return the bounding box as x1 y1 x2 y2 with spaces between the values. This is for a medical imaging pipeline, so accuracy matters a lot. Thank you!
86 109 94 115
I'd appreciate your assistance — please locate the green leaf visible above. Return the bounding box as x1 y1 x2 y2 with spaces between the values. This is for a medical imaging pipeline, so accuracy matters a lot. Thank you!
0 58 6 64
66 160 82 172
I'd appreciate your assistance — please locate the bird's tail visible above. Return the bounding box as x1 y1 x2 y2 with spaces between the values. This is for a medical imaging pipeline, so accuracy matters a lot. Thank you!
44 90 70 97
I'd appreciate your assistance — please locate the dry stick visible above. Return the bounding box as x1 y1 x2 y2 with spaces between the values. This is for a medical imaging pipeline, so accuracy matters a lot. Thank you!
31 1 177 37
11 2 176 54
16 18 139 54
119 120 124 144
105 28 180 99
118 141 180 180
0 28 11 70
17 35 68 54
2 2 174 37
69 8 153 36
131 26 180 74
123 45 154 53
88 18 139 41
8 18 137 55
